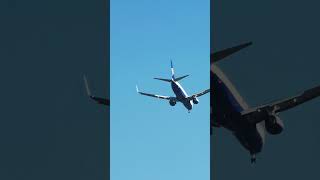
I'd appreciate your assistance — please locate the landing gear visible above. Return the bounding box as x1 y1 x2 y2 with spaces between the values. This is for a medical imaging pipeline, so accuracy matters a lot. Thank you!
250 154 256 164
188 110 190 113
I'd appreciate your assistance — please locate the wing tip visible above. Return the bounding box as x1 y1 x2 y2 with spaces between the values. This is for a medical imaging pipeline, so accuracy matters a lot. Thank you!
83 74 91 96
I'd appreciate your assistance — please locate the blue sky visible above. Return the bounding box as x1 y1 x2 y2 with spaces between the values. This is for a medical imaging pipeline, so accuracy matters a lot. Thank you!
111 0 209 180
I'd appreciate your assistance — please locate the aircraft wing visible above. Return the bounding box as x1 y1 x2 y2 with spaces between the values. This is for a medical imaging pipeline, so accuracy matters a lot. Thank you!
136 86 172 100
84 75 110 106
90 96 110 106
241 85 320 119
188 89 210 99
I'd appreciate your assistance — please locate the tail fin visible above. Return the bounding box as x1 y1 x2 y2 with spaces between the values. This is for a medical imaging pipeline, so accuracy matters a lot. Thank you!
171 60 175 80
154 60 188 82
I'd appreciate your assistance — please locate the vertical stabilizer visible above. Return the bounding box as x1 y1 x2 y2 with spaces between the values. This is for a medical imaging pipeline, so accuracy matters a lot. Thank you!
154 60 188 82
171 60 175 80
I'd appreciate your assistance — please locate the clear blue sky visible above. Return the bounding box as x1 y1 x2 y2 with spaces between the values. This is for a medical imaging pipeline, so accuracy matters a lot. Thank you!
111 0 209 180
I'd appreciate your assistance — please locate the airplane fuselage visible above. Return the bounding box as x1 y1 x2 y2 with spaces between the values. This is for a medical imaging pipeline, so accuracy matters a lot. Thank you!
137 61 209 113
209 42 320 162
171 80 193 111
211 65 265 156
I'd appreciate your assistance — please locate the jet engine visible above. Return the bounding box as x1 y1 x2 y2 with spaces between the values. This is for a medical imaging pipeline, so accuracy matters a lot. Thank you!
192 97 199 104
169 99 176 106
265 115 284 135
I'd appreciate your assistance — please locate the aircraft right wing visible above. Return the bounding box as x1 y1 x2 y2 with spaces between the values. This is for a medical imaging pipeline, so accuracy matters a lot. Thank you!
241 84 320 122
136 86 173 100
188 89 210 100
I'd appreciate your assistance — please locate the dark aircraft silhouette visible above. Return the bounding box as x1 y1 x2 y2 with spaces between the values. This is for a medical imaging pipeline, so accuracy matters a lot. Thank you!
84 75 110 106
211 42 320 163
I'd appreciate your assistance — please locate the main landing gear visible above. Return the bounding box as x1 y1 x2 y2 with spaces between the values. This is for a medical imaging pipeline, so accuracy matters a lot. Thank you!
250 154 256 164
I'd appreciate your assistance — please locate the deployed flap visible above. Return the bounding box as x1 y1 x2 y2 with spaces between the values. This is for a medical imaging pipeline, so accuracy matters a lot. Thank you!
211 42 252 63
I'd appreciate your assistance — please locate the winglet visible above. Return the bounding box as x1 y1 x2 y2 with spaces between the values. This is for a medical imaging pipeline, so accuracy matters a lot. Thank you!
83 75 92 97
136 85 140 93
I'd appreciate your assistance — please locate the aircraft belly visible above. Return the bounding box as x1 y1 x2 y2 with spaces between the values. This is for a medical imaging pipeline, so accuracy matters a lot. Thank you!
172 82 187 100
211 66 265 154
234 124 264 154
212 111 264 154
212 111 238 131
183 101 192 110
171 82 192 110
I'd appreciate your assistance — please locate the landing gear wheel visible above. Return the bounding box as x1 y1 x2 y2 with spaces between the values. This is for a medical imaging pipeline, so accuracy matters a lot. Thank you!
250 154 256 164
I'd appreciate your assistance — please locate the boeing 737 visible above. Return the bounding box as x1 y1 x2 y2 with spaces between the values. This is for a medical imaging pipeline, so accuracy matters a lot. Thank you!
137 61 210 112
211 42 320 163
84 75 110 106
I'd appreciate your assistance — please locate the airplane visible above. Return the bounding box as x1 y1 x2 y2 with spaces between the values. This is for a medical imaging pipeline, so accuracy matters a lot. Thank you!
136 60 210 113
211 42 320 163
84 75 110 106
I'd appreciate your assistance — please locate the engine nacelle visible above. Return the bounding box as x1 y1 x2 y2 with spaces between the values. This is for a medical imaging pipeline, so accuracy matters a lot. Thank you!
169 99 176 106
192 98 199 104
265 115 284 135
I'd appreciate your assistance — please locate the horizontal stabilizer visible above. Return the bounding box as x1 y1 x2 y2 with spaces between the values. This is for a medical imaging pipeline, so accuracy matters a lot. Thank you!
211 42 252 63
154 78 172 82
175 75 189 81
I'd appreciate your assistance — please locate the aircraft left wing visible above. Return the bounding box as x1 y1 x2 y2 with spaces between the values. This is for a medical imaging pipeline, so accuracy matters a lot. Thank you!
84 75 110 106
188 89 210 100
136 86 172 100
241 84 320 122
89 96 110 106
